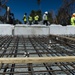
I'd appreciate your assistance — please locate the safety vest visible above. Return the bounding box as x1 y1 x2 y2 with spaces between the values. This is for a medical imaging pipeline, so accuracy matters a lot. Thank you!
29 16 32 21
34 15 39 21
71 17 75 26
43 14 48 20
45 15 48 20
23 15 27 21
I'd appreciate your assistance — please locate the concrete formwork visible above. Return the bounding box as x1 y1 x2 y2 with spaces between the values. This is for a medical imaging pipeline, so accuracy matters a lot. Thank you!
0 24 75 36
66 25 75 35
14 24 50 36
50 24 75 35
0 24 14 35
50 24 65 35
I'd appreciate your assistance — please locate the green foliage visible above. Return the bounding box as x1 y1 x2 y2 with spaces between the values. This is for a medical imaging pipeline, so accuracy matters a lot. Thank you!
30 10 35 21
0 0 8 10
56 0 75 25
30 10 42 21
14 19 22 25
48 12 53 24
0 16 3 22
36 10 42 21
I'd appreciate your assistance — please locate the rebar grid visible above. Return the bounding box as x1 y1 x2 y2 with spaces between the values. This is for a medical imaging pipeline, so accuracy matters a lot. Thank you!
0 35 75 75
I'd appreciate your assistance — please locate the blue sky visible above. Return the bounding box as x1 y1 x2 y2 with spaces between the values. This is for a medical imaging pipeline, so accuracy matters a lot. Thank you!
1 0 63 23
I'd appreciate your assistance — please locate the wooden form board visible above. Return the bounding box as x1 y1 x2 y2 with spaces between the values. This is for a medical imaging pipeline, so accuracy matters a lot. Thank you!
0 56 75 64
50 34 75 41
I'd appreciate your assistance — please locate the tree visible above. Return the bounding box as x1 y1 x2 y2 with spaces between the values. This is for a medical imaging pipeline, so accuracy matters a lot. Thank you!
36 10 42 21
48 11 53 24
14 19 22 24
56 0 75 25
30 10 42 21
0 0 8 11
30 10 36 21
0 0 8 22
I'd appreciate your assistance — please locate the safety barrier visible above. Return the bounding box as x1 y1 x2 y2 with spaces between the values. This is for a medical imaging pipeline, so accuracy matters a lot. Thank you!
14 24 50 36
50 24 75 35
0 24 75 36
0 24 14 35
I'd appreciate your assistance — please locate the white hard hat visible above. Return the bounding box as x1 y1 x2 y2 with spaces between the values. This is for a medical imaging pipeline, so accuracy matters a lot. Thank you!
45 11 48 14
73 13 75 15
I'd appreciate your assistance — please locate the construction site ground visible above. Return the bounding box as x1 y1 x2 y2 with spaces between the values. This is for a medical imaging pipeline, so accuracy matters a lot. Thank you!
0 35 75 75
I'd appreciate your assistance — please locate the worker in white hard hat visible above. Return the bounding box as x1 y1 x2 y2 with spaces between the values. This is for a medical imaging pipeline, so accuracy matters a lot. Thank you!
43 11 48 26
71 13 75 26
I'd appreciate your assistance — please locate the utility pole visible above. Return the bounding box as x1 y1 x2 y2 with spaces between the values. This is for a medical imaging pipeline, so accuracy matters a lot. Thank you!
37 0 41 10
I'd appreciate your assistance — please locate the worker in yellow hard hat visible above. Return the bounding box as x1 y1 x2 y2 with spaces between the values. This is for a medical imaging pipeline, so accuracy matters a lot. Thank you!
71 13 75 26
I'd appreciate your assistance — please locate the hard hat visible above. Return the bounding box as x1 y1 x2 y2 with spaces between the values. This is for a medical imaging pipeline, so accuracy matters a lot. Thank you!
73 13 75 15
45 11 48 14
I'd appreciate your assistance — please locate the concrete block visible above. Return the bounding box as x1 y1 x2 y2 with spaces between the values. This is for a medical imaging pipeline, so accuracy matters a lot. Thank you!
60 26 67 35
66 25 75 35
0 24 14 35
50 24 75 35
50 25 62 35
14 24 50 36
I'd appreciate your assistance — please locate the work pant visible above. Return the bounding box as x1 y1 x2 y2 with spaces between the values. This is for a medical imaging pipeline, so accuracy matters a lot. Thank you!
29 21 32 25
43 20 48 26
24 21 27 24
34 20 38 24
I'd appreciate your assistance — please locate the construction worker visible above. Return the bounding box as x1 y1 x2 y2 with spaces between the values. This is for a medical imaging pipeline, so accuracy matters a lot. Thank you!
34 14 39 24
71 13 75 26
28 14 33 25
23 13 27 24
43 11 48 26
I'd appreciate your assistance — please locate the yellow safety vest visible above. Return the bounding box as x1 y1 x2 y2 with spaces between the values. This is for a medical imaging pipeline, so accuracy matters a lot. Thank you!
34 15 39 21
29 16 32 21
45 15 48 20
23 15 27 21
71 17 75 26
